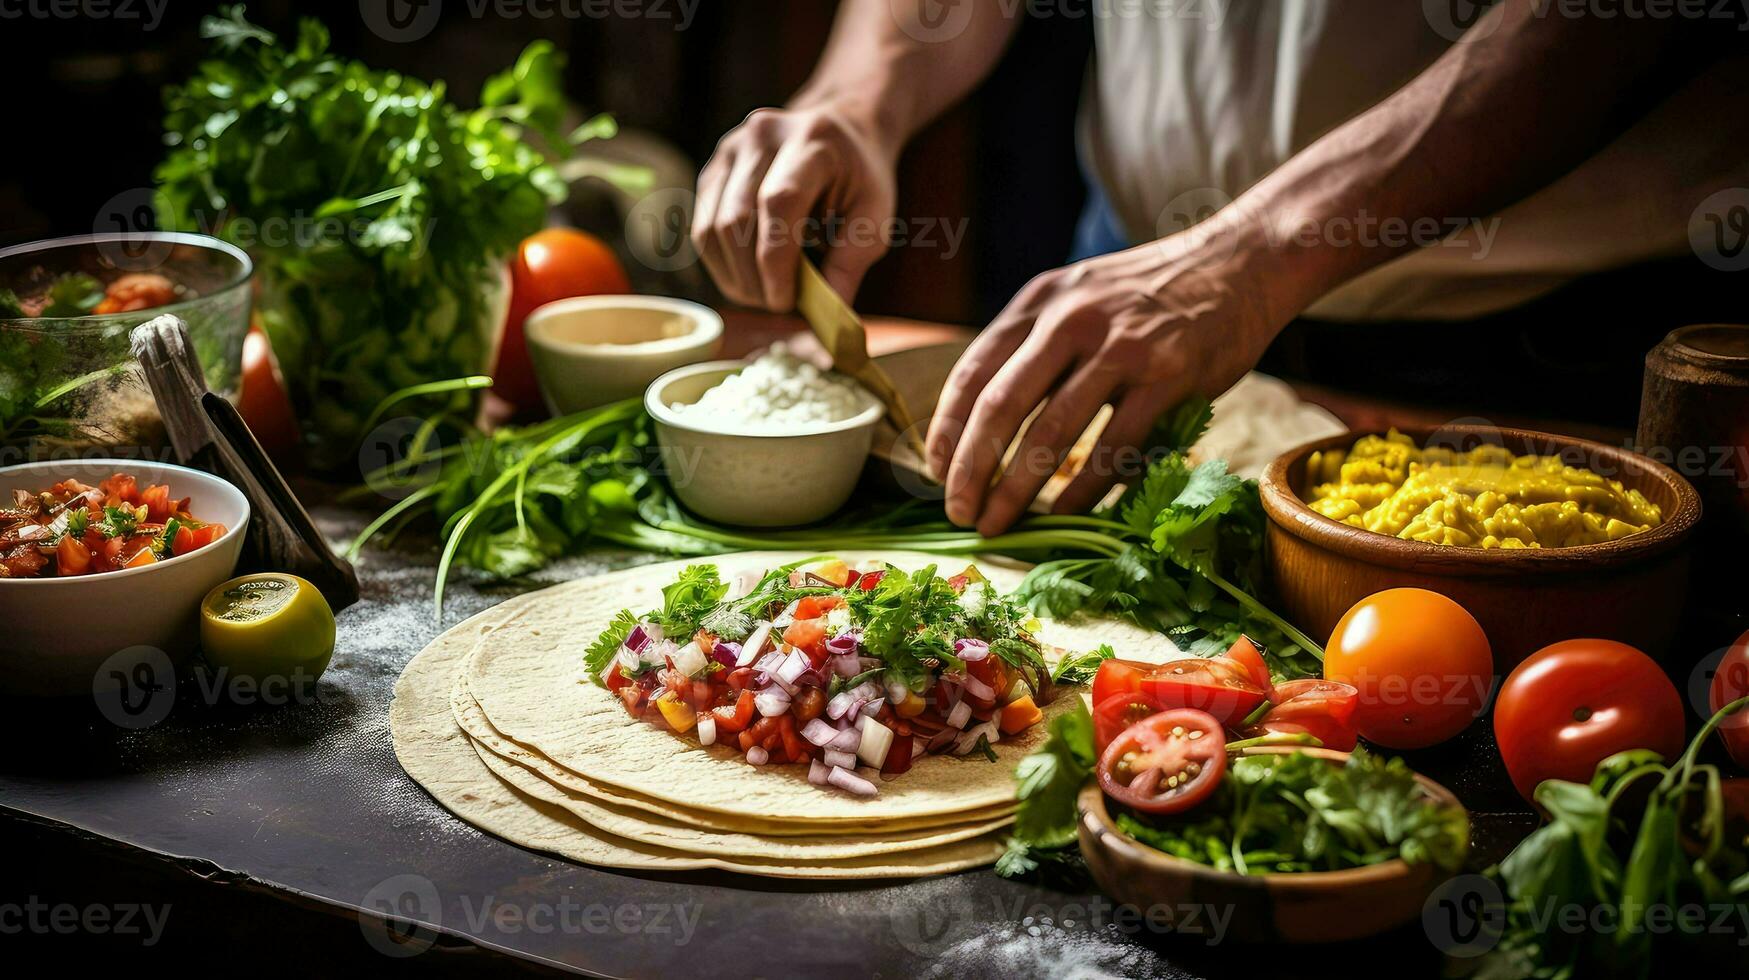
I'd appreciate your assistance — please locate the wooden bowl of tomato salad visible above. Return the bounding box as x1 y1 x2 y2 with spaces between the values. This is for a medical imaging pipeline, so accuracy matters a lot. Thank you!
1077 746 1464 945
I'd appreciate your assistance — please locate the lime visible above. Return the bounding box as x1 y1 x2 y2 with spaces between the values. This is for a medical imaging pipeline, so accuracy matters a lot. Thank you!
200 573 336 685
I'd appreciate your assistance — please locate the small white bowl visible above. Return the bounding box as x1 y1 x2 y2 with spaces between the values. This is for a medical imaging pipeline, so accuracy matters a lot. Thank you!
645 360 884 526
525 295 723 416
0 459 249 697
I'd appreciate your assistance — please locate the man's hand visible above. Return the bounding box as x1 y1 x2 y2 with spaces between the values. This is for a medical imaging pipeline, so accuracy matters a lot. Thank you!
926 231 1285 536
692 106 898 311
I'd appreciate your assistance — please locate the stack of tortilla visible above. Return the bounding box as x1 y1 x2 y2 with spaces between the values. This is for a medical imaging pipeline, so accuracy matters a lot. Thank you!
391 551 1172 879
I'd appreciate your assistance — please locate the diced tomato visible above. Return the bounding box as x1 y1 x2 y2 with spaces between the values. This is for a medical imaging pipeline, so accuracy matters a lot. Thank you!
100 474 138 505
793 595 845 619
709 690 755 734
1216 636 1274 693
739 715 780 753
171 525 197 556
793 686 826 722
946 574 971 593
124 547 159 568
857 570 885 591
138 484 172 524
999 695 1044 735
783 619 829 663
726 667 754 692
55 536 92 576
777 714 807 761
843 569 861 589
189 524 226 549
618 684 650 716
605 667 630 693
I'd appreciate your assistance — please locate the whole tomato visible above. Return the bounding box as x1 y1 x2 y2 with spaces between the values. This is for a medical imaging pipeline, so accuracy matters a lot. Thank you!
236 324 300 456
496 228 631 411
1322 588 1493 749
1709 628 1749 770
1494 639 1686 801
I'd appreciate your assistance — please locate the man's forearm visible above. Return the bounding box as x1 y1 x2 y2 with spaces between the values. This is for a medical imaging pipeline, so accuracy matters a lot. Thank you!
1218 0 1697 322
789 0 1021 158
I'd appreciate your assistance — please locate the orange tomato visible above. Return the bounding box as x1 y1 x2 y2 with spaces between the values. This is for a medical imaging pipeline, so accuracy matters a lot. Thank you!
1322 588 1494 749
55 536 92 576
496 228 632 411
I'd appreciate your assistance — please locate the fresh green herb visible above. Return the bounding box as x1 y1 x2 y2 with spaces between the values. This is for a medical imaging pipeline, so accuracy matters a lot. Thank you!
99 505 139 539
158 516 184 554
998 701 1098 876
156 7 628 465
1052 644 1115 685
64 508 90 539
959 734 998 763
583 609 641 680
1480 697 1749 978
698 606 756 643
1114 749 1469 875
655 564 729 637
829 667 886 698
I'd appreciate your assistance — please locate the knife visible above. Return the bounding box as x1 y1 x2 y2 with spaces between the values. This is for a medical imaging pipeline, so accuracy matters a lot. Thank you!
794 255 932 467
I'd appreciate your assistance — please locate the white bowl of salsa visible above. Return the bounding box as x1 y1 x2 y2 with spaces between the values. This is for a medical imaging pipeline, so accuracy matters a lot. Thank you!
0 459 249 697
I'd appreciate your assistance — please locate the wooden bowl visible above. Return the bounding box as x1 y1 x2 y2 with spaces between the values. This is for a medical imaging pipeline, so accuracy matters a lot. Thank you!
1259 425 1702 671
1077 747 1465 944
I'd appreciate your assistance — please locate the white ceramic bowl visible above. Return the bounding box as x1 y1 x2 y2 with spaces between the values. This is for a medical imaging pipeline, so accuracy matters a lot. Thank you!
645 360 884 527
525 295 723 416
0 460 249 697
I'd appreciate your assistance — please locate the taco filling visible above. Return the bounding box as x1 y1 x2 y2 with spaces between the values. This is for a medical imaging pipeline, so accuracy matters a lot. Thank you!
585 558 1058 796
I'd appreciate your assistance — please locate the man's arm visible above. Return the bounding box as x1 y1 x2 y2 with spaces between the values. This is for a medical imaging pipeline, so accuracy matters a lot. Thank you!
932 1 1710 534
693 0 1021 310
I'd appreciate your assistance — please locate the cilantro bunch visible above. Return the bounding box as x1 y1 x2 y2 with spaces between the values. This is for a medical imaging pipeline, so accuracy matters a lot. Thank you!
156 6 584 465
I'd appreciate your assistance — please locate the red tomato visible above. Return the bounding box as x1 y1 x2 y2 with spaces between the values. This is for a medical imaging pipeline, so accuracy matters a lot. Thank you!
856 570 885 591
189 524 226 550
1708 629 1749 770
881 732 915 775
1494 639 1686 801
55 536 92 576
1248 679 1360 751
782 619 828 664
138 485 172 524
1093 692 1169 755
604 667 630 694
496 228 632 411
793 595 844 620
1090 659 1152 710
1097 708 1227 815
1137 659 1269 729
236 325 300 455
1323 588 1494 749
171 525 197 557
708 689 755 734
1218 636 1273 692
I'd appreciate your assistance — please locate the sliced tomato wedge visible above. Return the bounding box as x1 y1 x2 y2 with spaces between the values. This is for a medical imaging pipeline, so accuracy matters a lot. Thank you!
1098 708 1227 815
1215 636 1272 693
1090 659 1153 709
708 689 755 734
793 595 844 619
1137 658 1269 729
1093 691 1169 755
1247 679 1361 751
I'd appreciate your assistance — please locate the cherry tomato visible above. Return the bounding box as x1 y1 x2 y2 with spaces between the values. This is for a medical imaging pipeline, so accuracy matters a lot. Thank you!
1710 629 1749 770
1097 708 1227 815
497 228 632 411
1137 658 1269 729
236 324 300 455
1494 639 1685 801
1247 679 1360 751
1090 659 1152 710
1323 588 1494 749
1093 691 1169 755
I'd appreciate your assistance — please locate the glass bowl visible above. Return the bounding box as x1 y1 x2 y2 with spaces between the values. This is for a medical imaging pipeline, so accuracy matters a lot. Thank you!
0 233 253 462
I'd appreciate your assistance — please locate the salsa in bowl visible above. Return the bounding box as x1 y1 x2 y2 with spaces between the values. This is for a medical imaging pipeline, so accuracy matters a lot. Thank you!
0 460 249 696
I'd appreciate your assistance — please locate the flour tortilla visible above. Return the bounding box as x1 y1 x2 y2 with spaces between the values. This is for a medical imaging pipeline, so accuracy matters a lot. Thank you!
464 551 1175 825
391 602 1009 877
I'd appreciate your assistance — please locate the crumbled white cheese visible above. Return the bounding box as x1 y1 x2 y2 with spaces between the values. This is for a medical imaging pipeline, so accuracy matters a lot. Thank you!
670 344 870 432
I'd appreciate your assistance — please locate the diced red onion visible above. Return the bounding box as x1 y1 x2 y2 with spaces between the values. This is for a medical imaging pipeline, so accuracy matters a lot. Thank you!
885 680 910 704
776 649 809 686
827 766 877 796
727 568 762 601
912 736 930 760
737 622 773 666
825 631 861 655
857 697 885 719
710 640 742 669
809 758 830 786
856 716 894 768
755 690 791 717
625 624 657 654
826 691 857 721
801 718 839 747
959 672 996 702
642 638 678 667
746 746 769 766
826 726 861 753
697 716 717 746
754 650 785 675
938 679 961 704
945 699 973 730
616 646 640 673
824 749 857 769
829 653 861 678
954 638 990 662
952 720 1000 755
671 641 708 678
926 728 957 753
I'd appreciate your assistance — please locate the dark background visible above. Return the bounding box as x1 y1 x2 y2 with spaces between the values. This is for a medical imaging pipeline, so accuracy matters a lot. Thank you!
0 0 1091 326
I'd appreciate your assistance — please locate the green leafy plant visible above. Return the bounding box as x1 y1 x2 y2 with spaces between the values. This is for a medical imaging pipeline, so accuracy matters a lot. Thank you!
1479 697 1749 978
156 6 621 465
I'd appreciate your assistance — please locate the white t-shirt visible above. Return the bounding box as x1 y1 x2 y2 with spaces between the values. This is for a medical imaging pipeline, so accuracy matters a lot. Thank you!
1078 0 1749 321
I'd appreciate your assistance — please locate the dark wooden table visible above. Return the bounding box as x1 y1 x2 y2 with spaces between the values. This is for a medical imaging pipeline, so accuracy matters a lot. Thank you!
1 316 1549 978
